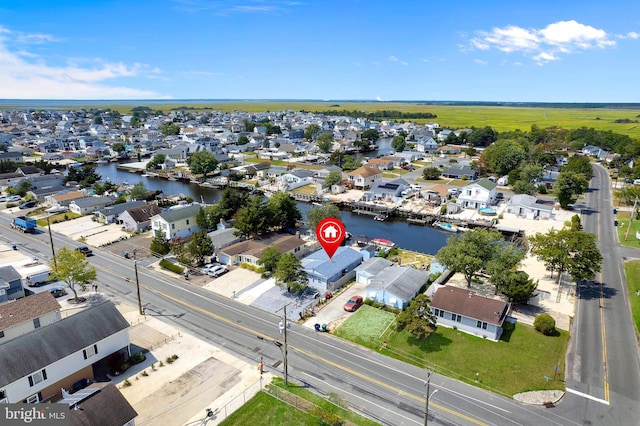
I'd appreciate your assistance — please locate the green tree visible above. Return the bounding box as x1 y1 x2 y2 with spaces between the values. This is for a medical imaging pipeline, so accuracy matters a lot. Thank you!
93 115 103 124
146 153 166 170
498 270 539 303
306 204 341 232
237 135 249 145
195 206 209 231
324 170 342 188
93 181 119 195
316 133 334 153
562 155 593 179
257 247 282 273
391 135 406 152
467 126 498 147
186 231 215 266
150 234 171 255
112 143 126 153
234 196 270 238
161 122 180 135
482 139 527 175
554 171 589 209
268 192 302 230
49 247 97 301
486 244 525 294
273 253 307 294
512 180 537 195
422 167 441 180
128 182 149 200
534 313 556 336
304 124 321 140
361 128 380 142
436 228 503 287
66 165 101 187
187 150 219 179
396 294 437 339
529 228 603 283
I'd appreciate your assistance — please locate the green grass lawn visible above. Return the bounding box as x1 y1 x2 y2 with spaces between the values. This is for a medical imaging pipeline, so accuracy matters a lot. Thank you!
334 306 569 397
616 212 640 249
624 261 640 334
219 391 320 426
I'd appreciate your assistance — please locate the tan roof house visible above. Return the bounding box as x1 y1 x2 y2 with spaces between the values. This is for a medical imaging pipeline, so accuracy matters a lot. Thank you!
217 233 306 266
347 166 382 190
45 190 87 208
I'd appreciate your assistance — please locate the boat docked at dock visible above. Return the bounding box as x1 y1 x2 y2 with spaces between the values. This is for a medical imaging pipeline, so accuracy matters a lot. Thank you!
373 213 388 221
433 221 458 233
371 238 395 247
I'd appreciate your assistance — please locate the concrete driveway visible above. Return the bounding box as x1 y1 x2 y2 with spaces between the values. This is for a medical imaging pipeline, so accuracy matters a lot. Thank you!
302 281 368 331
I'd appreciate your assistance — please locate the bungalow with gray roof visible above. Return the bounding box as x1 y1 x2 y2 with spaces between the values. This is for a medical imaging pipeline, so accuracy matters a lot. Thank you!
441 165 478 180
355 257 394 284
365 265 430 310
94 200 147 224
0 265 25 303
69 196 117 215
301 246 364 293
431 285 510 341
0 301 130 403
281 169 315 190
506 194 554 219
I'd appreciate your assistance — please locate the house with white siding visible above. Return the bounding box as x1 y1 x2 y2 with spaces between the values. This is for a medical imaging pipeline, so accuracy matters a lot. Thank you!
151 204 201 240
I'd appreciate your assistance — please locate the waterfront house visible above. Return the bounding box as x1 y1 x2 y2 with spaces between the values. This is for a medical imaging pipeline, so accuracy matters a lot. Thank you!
0 291 61 343
365 265 430 310
365 158 394 171
456 178 496 209
280 169 315 190
301 247 364 293
0 265 25 304
207 227 245 256
69 196 117 215
366 178 410 201
316 165 342 179
355 257 394 284
416 136 438 153
430 285 510 341
347 166 382 190
151 204 201 240
506 194 554 219
0 301 130 403
118 203 162 231
217 233 305 266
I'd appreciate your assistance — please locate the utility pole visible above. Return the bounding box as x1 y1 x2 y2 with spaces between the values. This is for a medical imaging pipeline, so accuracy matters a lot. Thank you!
46 214 57 271
276 303 291 386
133 250 143 315
424 371 431 426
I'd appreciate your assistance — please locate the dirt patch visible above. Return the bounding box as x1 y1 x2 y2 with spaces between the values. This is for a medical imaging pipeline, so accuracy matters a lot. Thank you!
104 232 155 259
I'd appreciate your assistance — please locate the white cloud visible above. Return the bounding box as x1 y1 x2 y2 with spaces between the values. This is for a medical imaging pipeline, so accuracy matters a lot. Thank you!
173 0 299 15
618 31 640 39
470 20 618 65
388 55 399 62
0 27 167 99
473 59 487 65
376 95 383 101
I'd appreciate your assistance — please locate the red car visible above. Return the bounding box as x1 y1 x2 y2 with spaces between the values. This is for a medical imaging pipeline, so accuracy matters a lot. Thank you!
344 295 363 312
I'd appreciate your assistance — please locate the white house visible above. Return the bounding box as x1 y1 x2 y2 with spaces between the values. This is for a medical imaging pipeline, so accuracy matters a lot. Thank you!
0 301 130 403
506 194 554 219
456 178 497 209
151 204 201 240
430 286 510 341
347 166 382 190
280 169 315 190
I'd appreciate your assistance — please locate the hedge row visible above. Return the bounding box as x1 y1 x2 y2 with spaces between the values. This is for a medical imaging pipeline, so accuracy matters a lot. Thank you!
159 259 184 274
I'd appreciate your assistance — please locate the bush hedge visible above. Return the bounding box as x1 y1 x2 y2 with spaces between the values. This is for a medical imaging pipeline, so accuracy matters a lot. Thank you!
159 259 184 274
534 313 556 335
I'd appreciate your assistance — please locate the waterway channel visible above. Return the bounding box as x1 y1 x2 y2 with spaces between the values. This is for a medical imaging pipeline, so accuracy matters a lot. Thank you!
95 163 450 255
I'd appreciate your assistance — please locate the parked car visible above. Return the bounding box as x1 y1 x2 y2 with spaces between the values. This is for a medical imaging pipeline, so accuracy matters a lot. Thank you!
200 263 221 274
5 195 21 202
76 245 93 256
495 192 504 200
207 265 228 277
344 295 363 312
19 200 38 209
49 287 67 298
0 195 6 202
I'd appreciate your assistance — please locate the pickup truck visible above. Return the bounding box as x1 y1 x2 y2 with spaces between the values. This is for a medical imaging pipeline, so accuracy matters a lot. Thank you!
11 216 37 233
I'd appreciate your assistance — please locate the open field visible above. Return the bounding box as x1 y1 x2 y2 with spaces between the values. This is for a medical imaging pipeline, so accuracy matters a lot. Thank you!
624 261 640 335
334 306 568 397
5 100 640 138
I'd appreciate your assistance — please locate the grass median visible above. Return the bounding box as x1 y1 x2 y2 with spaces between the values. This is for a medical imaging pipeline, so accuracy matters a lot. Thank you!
624 260 640 334
334 305 569 397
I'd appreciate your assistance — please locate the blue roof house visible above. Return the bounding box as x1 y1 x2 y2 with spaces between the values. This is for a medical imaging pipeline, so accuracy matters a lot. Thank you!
301 247 364 292
365 265 430 310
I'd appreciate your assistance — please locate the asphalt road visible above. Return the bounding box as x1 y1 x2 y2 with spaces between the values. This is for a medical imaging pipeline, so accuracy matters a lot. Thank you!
3 168 640 426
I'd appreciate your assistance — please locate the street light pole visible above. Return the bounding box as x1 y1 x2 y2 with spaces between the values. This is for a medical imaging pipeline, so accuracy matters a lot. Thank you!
46 213 57 271
133 250 143 315
276 303 291 386
424 371 432 426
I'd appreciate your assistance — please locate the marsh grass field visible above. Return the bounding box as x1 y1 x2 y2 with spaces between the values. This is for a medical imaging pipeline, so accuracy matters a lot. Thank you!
5 100 640 138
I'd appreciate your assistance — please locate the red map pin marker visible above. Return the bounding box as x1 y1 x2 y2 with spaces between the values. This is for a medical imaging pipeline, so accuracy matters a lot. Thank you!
316 218 346 259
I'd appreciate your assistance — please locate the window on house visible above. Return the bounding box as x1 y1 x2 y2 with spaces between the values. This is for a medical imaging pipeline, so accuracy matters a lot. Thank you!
33 318 40 329
171 224 175 229
28 369 47 387
452 314 461 322
476 321 487 329
25 394 40 403
482 322 488 329
83 344 98 360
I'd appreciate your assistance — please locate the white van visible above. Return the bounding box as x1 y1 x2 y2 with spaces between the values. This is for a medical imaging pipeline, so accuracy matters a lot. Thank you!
25 270 51 287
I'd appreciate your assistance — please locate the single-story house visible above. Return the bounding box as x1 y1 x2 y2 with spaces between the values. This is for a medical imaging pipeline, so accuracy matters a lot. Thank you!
364 178 410 201
301 246 364 293
365 265 431 310
118 203 162 231
207 227 245 255
441 165 478 180
94 200 147 224
355 257 394 285
430 285 510 341
456 178 496 209
280 169 315 190
365 158 394 171
218 233 305 266
69 196 117 215
506 194 554 219
45 190 88 209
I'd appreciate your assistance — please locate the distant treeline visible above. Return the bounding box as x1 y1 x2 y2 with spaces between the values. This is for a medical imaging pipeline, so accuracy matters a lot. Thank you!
411 101 640 109
169 106 214 110
304 109 437 120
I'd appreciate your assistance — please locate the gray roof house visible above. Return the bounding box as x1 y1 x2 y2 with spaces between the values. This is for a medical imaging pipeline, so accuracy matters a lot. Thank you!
94 200 147 224
365 265 430 310
151 204 202 240
355 257 395 285
441 165 478 180
67 382 137 426
0 265 25 304
301 247 364 293
365 178 410 201
207 227 245 253
506 194 554 219
69 196 117 215
0 301 130 403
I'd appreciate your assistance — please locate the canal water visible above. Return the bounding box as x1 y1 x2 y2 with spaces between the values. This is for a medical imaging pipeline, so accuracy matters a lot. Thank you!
95 163 450 255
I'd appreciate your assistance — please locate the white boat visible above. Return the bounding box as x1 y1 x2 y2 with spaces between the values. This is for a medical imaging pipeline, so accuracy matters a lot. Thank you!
374 214 388 221
434 221 458 233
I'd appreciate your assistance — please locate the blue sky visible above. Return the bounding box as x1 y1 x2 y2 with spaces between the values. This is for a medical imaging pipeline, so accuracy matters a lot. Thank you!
1 0 639 102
